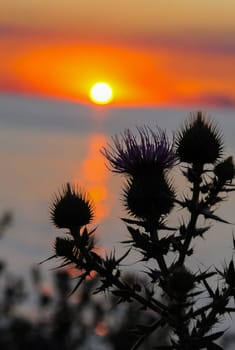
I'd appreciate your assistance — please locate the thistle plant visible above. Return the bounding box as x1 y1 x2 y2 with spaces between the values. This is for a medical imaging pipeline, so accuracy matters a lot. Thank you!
46 111 235 349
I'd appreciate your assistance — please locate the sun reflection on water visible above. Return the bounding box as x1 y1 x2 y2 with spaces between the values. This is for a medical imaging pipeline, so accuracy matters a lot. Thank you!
73 134 110 222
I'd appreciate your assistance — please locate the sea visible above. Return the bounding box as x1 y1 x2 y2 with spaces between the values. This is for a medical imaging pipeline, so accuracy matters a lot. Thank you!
0 94 235 346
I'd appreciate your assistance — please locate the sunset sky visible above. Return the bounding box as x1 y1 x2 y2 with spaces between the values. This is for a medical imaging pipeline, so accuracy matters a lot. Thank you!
1 1 235 292
1 1 235 107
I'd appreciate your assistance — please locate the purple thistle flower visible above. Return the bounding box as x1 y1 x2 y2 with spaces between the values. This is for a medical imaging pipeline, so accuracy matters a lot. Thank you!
101 126 176 176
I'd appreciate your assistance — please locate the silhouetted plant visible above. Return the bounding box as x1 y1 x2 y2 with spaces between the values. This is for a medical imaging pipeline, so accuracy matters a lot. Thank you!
0 211 12 238
46 111 235 349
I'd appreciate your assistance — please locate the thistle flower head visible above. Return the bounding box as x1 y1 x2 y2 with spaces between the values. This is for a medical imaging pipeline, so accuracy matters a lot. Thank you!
101 126 176 176
214 156 235 184
175 111 223 165
50 183 94 230
54 237 75 258
123 174 175 221
166 266 195 300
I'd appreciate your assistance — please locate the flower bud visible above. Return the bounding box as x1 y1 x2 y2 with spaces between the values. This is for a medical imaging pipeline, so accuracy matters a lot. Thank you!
214 156 235 184
176 111 223 165
50 183 94 230
123 173 175 221
54 237 75 258
166 266 195 300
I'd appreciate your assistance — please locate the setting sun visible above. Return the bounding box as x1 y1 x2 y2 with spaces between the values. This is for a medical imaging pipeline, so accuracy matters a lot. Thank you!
89 82 113 105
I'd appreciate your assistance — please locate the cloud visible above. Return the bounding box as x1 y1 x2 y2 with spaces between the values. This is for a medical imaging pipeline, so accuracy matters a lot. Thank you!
1 21 235 57
0 25 37 38
196 93 235 108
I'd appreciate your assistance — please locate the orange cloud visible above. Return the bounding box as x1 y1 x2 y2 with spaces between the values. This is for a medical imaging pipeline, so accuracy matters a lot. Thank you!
0 36 170 106
1 35 235 107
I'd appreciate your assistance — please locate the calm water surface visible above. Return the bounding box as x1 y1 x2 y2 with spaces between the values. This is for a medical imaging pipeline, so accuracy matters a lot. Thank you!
0 94 235 285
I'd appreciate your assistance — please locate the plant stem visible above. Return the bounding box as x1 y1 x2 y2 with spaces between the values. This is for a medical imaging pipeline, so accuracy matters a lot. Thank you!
178 164 202 265
80 246 177 324
150 228 168 276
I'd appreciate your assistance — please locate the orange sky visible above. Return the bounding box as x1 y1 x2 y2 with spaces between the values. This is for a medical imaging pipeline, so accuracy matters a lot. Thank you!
1 1 235 107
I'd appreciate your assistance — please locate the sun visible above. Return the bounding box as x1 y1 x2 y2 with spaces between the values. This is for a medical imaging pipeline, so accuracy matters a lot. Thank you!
89 82 113 105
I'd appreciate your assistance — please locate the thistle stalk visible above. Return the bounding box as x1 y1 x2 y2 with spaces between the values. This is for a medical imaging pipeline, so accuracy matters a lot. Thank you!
150 227 168 277
178 164 202 265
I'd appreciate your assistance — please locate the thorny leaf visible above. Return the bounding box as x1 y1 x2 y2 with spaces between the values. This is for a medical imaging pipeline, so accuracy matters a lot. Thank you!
200 208 231 224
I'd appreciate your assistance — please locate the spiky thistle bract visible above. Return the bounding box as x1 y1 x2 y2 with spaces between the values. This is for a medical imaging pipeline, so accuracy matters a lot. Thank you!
175 111 223 165
50 183 94 230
